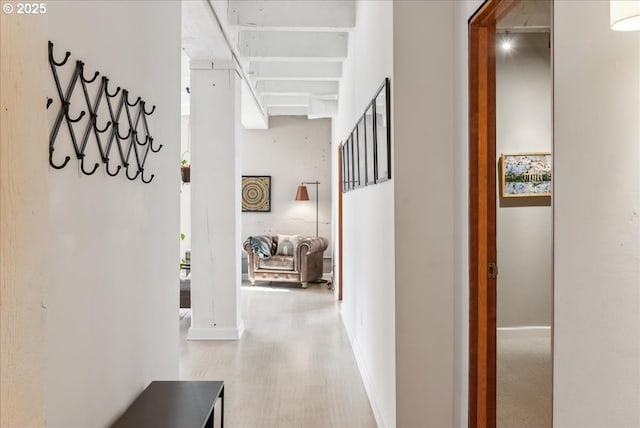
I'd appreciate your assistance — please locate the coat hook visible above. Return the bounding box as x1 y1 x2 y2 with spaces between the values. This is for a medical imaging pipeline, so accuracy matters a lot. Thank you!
133 131 149 145
140 168 154 184
115 124 132 140
142 103 156 115
125 91 141 107
78 61 99 83
95 121 112 134
79 155 99 175
104 158 121 177
48 42 158 183
65 108 86 123
125 163 140 181
49 147 71 169
48 41 71 67
104 78 121 98
149 137 163 153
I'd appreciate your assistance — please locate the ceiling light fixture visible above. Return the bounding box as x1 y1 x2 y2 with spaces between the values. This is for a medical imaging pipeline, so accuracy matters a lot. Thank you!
500 32 513 52
611 0 640 31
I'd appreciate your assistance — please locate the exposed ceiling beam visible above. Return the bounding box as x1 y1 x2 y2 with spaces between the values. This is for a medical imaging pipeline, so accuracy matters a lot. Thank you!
256 80 338 96
182 0 231 62
262 94 310 107
267 106 309 116
241 81 269 129
249 61 342 81
227 0 355 30
183 0 352 124
308 97 337 119
203 0 268 127
238 31 348 60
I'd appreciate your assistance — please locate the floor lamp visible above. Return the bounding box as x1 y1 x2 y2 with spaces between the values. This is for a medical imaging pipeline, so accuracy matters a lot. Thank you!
294 181 320 237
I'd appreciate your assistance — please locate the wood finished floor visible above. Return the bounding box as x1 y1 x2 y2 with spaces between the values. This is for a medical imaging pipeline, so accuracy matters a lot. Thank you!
179 282 377 428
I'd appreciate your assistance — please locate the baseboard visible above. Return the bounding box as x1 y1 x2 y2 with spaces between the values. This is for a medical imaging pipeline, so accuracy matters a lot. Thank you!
188 321 245 341
497 326 551 340
340 311 387 428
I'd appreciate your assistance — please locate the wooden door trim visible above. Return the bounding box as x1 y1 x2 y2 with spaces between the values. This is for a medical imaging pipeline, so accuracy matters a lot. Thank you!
468 1 516 427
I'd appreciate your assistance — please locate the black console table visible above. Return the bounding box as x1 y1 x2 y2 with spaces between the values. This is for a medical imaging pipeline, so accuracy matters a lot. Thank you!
111 381 224 428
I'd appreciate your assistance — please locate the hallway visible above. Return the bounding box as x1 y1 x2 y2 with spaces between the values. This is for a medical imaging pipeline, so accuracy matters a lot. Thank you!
179 282 377 428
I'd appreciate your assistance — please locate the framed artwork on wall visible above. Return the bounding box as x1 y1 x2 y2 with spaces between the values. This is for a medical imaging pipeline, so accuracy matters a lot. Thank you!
500 153 552 198
242 175 271 212
341 141 347 193
355 124 365 188
357 116 367 187
340 77 392 192
374 77 391 183
356 127 363 188
349 133 356 190
364 105 376 185
343 139 351 192
351 130 359 189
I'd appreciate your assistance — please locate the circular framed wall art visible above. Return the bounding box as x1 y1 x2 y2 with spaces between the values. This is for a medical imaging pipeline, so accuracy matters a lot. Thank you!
242 175 271 212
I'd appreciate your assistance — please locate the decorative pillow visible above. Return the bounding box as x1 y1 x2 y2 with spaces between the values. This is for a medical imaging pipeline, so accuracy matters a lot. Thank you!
248 235 273 259
276 234 301 256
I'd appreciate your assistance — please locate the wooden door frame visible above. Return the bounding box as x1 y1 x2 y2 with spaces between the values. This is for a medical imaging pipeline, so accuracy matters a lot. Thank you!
468 1 515 426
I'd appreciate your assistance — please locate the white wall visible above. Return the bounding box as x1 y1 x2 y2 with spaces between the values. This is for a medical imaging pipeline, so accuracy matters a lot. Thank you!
338 2 640 427
44 2 181 426
332 1 396 426
452 2 483 425
241 116 332 252
393 1 456 426
4 2 635 428
554 1 640 426
496 32 552 328
453 2 481 426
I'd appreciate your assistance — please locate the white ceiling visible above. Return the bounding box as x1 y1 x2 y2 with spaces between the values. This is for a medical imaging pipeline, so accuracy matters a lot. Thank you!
497 0 551 32
181 0 355 128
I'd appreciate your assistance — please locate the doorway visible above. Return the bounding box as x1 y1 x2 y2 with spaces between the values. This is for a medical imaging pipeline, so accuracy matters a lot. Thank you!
469 1 553 427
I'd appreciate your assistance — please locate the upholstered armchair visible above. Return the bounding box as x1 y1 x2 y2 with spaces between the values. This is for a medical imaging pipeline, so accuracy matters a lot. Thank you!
243 234 328 288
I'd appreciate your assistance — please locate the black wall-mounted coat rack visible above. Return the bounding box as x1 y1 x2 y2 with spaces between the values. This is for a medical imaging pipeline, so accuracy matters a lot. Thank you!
47 41 161 183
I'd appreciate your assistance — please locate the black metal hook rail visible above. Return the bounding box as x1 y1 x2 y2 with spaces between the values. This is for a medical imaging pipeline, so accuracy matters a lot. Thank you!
47 41 160 183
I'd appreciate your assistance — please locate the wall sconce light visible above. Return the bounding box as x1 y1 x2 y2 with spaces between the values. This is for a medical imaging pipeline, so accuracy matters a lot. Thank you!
611 0 640 31
294 181 320 237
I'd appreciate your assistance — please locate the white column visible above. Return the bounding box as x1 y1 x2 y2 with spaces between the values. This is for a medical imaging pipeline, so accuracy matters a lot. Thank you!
189 62 243 340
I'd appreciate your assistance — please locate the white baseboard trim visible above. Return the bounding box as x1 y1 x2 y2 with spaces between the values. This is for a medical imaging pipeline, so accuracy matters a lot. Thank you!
188 321 245 341
340 311 387 428
497 326 551 340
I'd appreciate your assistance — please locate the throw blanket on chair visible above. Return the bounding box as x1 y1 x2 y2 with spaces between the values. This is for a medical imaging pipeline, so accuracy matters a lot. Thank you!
248 235 273 259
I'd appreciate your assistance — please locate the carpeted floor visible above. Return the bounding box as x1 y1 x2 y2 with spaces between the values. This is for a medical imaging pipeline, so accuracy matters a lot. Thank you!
497 328 552 428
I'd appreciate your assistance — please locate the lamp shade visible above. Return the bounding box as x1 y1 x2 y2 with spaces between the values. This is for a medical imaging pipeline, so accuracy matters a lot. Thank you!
295 185 310 201
611 0 640 31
